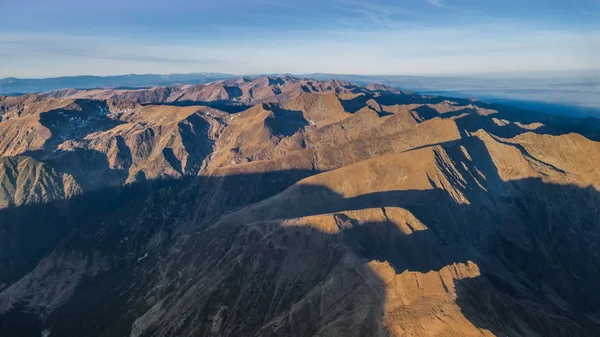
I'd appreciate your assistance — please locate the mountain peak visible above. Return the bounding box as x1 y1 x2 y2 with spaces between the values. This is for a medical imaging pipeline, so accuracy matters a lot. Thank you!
2 75 600 337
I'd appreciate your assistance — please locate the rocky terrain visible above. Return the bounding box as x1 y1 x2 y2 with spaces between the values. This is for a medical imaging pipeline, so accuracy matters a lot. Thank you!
1 76 600 336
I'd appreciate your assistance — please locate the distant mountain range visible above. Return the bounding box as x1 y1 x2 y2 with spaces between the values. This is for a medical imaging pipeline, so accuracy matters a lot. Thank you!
0 73 233 95
3 72 599 117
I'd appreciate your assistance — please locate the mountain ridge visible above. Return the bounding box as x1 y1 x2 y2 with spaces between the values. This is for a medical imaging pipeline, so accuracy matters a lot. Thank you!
3 72 599 117
1 75 600 336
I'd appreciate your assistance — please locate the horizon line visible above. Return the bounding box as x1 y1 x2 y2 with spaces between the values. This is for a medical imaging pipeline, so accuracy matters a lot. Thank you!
3 68 600 81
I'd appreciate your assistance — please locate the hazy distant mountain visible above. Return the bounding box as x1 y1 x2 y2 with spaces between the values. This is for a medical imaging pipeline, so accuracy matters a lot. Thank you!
0 73 234 95
306 73 600 117
4 72 599 117
1 76 600 336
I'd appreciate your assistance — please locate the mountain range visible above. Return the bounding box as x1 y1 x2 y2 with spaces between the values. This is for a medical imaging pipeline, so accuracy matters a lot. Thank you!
1 76 600 336
0 73 232 95
4 72 599 118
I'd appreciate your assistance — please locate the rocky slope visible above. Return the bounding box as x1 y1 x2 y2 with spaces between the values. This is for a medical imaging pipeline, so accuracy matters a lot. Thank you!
1 76 600 337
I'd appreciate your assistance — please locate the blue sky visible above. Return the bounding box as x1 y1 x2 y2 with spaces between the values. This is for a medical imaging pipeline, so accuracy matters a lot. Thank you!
0 0 599 77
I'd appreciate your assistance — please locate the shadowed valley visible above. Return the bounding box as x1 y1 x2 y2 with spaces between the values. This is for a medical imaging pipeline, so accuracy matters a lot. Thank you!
1 76 600 337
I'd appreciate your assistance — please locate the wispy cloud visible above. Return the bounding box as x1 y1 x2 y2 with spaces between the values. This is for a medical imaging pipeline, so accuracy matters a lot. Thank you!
252 0 329 16
425 0 474 14
1 25 598 78
426 0 447 8
0 0 598 77
330 0 422 29
0 34 233 65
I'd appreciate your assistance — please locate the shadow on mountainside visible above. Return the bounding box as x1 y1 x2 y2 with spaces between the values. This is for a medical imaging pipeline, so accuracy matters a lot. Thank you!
263 104 309 138
340 94 371 113
0 168 321 286
1 137 600 336
38 100 126 149
389 93 600 142
21 147 129 191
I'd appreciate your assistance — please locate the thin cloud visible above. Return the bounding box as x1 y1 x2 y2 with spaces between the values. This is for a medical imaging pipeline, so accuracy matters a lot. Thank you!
331 0 420 29
425 0 474 14
1 21 598 78
0 34 233 65
252 0 329 16
426 0 448 8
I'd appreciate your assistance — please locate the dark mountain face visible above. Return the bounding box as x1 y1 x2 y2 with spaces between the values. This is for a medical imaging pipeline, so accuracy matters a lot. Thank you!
1 76 600 337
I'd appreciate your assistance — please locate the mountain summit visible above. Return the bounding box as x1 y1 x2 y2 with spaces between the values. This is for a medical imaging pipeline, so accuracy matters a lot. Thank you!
1 76 600 336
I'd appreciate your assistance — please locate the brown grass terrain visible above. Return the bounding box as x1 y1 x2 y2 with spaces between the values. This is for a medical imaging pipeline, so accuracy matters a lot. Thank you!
1 76 599 336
